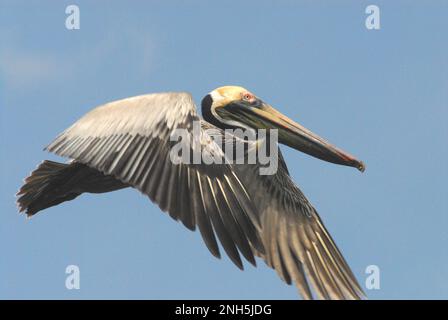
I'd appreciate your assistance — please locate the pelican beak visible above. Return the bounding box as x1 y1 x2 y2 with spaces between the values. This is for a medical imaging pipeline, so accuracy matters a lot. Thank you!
247 102 365 172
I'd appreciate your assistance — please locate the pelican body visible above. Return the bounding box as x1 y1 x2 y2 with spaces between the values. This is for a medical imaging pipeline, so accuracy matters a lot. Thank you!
17 86 365 299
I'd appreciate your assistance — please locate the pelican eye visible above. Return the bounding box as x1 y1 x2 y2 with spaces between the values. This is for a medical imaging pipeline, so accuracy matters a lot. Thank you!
242 92 254 102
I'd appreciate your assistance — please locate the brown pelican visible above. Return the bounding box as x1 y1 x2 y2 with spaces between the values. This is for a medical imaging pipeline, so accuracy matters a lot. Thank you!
17 86 365 299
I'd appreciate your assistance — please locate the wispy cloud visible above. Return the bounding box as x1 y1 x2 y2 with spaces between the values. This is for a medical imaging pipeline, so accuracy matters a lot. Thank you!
0 28 155 92
0 49 65 89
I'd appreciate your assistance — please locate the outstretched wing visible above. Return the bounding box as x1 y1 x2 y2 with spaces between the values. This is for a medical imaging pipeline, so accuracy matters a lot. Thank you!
234 150 365 300
46 92 264 269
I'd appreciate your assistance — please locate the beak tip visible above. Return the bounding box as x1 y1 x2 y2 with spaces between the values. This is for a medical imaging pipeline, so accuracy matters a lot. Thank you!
357 161 366 173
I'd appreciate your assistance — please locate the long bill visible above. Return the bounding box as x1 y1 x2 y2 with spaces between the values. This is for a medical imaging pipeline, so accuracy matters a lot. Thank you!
246 103 365 172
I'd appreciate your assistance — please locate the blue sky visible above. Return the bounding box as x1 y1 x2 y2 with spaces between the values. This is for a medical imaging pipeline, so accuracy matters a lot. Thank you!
1 1 447 299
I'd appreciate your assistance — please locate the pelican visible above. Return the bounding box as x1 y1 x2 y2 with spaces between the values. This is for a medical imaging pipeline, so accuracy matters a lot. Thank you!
17 86 365 299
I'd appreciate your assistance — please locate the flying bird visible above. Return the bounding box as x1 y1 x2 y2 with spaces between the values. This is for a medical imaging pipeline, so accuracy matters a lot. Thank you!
17 86 365 299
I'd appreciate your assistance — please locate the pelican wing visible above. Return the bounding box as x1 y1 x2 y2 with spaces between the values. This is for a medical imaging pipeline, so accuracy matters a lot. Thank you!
46 92 263 269
234 151 365 300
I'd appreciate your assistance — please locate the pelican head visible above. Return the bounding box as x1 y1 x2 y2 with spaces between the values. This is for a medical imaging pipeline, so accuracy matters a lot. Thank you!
201 86 365 172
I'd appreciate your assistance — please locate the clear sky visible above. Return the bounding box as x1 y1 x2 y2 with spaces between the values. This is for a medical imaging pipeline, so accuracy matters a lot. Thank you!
1 1 447 299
